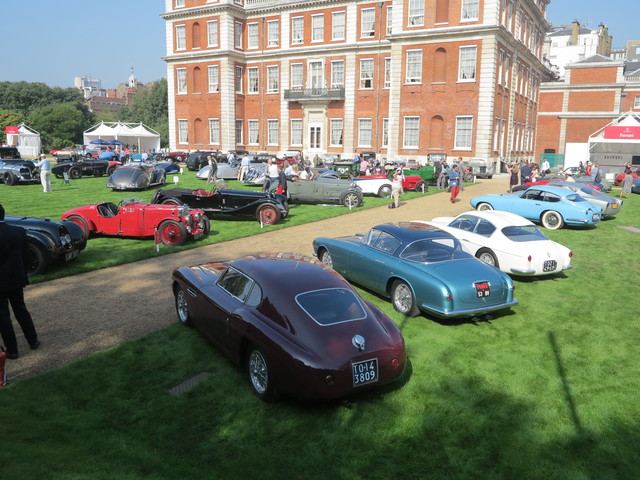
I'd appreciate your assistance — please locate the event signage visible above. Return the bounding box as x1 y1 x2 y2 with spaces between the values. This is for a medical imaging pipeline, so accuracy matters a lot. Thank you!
5 126 19 134
603 126 640 140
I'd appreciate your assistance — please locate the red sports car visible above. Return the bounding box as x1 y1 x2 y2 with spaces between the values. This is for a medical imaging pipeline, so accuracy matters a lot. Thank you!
62 200 209 246
172 253 407 402
358 173 429 192
614 172 638 186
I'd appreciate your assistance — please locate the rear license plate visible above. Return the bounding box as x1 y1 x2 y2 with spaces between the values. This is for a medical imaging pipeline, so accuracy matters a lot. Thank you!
475 281 491 298
612 204 618 209
352 358 378 387
543 260 557 272
65 250 78 261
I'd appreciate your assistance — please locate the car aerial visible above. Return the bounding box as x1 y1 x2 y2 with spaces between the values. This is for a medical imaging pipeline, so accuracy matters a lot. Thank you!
470 185 602 230
52 157 115 179
106 162 166 190
545 181 622 217
313 222 517 318
5 214 87 275
0 158 40 186
352 176 392 197
422 210 573 276
172 252 407 402
151 186 289 225
268 176 364 208
62 200 209 246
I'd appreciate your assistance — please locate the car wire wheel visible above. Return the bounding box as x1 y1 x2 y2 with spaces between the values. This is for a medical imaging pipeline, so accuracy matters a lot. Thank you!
391 280 420 317
414 181 428 193
175 288 191 326
257 204 280 225
247 347 277 402
341 191 362 208
320 249 333 268
158 220 188 246
26 243 46 276
476 248 499 268
378 185 392 198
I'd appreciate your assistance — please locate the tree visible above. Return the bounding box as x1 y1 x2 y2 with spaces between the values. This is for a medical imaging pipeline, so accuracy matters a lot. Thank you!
26 103 93 150
0 109 23 144
0 81 83 115
123 79 169 147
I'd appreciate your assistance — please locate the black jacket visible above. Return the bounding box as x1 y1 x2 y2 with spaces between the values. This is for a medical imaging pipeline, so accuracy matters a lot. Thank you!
0 221 30 293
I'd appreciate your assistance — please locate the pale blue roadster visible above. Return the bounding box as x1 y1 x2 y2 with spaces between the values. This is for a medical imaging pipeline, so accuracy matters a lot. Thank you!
470 185 601 230
313 222 517 318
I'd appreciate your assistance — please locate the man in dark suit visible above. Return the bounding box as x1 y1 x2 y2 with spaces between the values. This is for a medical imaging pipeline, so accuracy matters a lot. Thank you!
0 204 40 359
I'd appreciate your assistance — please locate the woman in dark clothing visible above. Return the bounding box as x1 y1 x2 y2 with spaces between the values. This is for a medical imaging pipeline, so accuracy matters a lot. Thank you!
509 164 519 192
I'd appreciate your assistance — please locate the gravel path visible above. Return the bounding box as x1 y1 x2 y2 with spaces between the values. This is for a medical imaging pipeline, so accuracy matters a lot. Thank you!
7 176 509 383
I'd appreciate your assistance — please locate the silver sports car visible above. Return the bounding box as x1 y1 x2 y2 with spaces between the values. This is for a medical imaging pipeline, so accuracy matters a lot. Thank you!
106 162 166 190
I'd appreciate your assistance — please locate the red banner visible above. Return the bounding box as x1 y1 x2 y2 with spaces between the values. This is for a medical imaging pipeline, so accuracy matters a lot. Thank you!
603 126 640 140
5 126 19 134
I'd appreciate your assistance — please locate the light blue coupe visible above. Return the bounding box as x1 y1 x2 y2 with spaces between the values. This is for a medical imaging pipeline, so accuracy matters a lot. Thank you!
313 222 517 319
470 185 601 230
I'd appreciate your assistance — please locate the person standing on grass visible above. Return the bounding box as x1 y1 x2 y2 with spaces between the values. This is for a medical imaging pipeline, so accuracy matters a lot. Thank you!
35 154 51 193
0 204 40 360
207 155 218 184
389 169 403 209
436 158 447 190
448 164 461 203
238 153 250 181
620 168 633 198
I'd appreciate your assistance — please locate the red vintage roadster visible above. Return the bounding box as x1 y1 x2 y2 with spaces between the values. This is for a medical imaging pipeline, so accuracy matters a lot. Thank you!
61 200 209 246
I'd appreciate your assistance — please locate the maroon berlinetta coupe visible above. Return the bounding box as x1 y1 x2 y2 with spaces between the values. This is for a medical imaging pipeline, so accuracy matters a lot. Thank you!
62 200 209 246
172 253 407 402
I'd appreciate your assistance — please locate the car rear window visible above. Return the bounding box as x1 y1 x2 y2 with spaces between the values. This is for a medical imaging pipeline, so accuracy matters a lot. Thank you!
501 225 548 242
296 288 367 325
400 238 467 263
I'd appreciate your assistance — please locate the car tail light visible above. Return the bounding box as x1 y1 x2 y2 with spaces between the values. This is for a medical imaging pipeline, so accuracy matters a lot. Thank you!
569 251 573 258
511 285 516 291
446 294 453 301
391 359 399 368
527 255 532 262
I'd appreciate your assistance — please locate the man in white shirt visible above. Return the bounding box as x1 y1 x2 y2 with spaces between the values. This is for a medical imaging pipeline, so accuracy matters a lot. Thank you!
35 154 51 193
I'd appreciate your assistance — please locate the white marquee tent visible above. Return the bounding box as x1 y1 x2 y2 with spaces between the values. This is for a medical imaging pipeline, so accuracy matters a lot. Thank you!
6 123 41 158
83 121 161 152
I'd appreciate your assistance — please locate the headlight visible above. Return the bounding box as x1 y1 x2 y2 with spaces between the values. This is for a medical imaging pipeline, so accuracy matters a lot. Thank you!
194 212 202 221
184 215 193 226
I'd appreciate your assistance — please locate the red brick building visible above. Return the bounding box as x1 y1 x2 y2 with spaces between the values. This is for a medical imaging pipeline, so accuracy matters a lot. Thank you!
162 0 550 169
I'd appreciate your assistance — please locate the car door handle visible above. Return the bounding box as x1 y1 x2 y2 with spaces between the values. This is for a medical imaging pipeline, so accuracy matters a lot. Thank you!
187 288 198 298
374 259 385 264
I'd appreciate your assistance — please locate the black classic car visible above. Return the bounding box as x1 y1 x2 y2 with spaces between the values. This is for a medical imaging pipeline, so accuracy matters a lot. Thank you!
52 157 116 179
106 162 166 190
5 215 87 275
0 159 40 186
185 151 222 171
152 186 289 224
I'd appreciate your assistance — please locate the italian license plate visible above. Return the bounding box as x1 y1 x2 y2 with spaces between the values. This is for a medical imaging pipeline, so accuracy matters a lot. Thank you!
475 281 491 298
543 260 557 272
352 358 378 387
65 250 78 261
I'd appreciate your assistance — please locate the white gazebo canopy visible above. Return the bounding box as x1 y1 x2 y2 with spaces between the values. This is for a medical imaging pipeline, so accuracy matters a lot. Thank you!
83 121 161 152
6 123 41 158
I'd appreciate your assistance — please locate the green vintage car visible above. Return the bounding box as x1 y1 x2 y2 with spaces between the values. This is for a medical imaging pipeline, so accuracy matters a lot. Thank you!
270 176 364 208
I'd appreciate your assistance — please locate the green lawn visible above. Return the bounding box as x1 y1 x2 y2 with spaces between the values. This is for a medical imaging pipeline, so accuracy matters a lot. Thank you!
1 175 639 479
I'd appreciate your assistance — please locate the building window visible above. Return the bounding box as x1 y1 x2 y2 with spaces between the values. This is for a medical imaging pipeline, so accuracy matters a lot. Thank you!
235 119 243 145
358 118 372 147
208 65 219 93
175 25 186 50
455 116 473 149
209 118 220 145
331 60 344 88
175 0 185 7
406 50 422 83
267 20 279 47
635 96 640 109
330 118 343 146
382 118 389 147
360 58 374 89
461 0 479 20
312 14 324 42
235 66 243 93
268 119 278 145
247 23 259 49
207 20 219 47
386 6 393 35
458 46 477 81
361 8 375 38
408 0 424 26
292 16 304 45
291 119 303 145
248 120 259 145
234 21 243 49
332 11 345 40
403 117 420 148
267 66 279 93
290 63 303 89
247 67 259 94
176 68 187 94
384 57 391 88
309 61 324 89
178 119 188 144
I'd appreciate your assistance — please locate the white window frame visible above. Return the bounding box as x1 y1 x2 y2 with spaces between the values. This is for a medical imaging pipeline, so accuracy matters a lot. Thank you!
458 46 477 82
235 119 244 145
386 6 393 35
461 0 479 21
384 57 391 88
175 24 186 50
406 50 422 84
178 119 188 144
332 11 345 41
455 116 473 150
634 96 640 109
247 22 259 50
248 119 259 145
175 0 185 7
403 116 420 149
207 20 219 47
331 60 344 88
290 119 303 146
235 66 243 93
330 118 343 146
209 118 220 145
176 68 187 94
290 63 303 89
267 20 279 47
359 58 374 89
292 16 304 45
382 118 389 148
234 21 243 49
311 14 324 43
358 118 372 147
267 65 279 93
408 0 424 26
267 119 279 145
247 67 259 94
208 65 219 93
361 8 375 38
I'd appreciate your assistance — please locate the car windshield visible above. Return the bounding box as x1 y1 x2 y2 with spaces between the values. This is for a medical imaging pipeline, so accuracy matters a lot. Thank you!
296 288 367 325
501 225 548 242
400 238 466 263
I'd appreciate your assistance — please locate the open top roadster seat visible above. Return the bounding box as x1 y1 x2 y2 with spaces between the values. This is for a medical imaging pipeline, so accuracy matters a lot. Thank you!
98 202 119 218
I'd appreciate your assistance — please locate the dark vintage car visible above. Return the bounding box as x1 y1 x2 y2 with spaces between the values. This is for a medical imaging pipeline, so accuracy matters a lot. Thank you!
152 186 289 225
62 200 209 246
106 162 166 190
52 157 115 179
268 177 364 208
5 214 87 275
172 253 407 402
185 151 221 171
163 150 188 162
153 161 181 174
0 159 40 186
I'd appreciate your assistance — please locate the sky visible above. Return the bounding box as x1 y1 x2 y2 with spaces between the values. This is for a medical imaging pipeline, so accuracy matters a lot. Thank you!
0 0 636 90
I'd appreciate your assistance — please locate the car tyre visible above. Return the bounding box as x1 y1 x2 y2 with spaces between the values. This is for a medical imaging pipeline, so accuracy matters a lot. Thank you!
65 215 91 238
476 248 499 268
4 172 17 186
68 167 81 179
158 220 188 246
391 280 420 317
247 346 278 402
199 215 211 236
414 180 428 193
341 191 362 208
257 204 280 225
174 287 191 326
107 165 116 176
161 197 184 206
463 173 475 183
377 185 392 198
541 210 564 230
320 249 333 268
476 202 494 211
26 242 46 276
